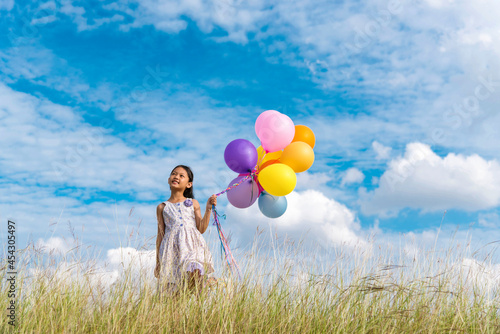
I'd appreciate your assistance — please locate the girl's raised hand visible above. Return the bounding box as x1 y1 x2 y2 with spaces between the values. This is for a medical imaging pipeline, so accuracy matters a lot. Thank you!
206 194 217 211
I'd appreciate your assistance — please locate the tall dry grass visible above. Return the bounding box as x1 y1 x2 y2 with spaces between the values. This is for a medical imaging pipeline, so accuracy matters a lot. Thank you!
1 228 499 333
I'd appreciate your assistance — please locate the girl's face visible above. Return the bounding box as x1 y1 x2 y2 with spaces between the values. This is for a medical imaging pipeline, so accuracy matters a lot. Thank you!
168 167 192 191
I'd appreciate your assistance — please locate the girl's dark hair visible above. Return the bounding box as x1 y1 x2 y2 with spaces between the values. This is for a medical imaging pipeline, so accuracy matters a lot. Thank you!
171 165 195 199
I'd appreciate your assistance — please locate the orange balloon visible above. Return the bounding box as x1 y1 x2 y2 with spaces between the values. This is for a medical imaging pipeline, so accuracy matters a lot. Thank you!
280 141 315 173
292 125 315 148
259 159 279 171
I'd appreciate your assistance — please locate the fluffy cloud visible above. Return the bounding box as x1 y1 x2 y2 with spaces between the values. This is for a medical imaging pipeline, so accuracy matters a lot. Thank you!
84 0 500 96
97 0 271 43
361 142 500 215
295 171 333 191
0 47 55 81
5 0 500 262
15 0 500 162
372 141 392 160
110 0 500 159
0 82 240 200
462 258 500 292
228 189 366 249
27 242 157 292
29 223 500 294
0 43 93 99
0 82 258 250
0 83 169 247
106 247 156 279
341 167 365 186
36 237 72 254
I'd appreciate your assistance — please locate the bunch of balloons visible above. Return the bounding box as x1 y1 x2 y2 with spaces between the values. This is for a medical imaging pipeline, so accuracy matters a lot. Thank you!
223 110 316 218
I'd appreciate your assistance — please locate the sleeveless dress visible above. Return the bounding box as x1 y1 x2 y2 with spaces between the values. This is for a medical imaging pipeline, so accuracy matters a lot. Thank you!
159 199 214 285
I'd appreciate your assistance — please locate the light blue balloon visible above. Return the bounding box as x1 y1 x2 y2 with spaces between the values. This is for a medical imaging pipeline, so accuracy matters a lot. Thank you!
258 191 287 218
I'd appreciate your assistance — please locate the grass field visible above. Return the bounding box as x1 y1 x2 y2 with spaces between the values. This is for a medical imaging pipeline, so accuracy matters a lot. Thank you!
1 231 499 333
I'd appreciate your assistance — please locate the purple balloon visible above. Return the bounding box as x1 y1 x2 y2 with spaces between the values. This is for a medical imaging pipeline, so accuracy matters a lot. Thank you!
227 175 260 209
224 139 258 173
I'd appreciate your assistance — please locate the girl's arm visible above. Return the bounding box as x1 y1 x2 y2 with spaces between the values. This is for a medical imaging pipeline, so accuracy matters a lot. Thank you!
155 203 166 278
194 195 217 234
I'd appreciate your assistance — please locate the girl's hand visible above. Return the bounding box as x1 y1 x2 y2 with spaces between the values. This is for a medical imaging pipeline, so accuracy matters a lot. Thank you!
206 194 217 211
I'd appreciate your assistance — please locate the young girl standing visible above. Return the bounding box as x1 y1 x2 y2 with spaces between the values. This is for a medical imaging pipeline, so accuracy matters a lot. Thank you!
155 165 216 294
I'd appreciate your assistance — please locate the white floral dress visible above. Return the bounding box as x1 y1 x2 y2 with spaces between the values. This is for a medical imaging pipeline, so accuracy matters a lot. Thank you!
159 199 214 285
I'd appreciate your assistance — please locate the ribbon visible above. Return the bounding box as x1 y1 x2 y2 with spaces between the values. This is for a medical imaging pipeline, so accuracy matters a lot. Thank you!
211 150 269 280
212 168 261 280
211 204 241 280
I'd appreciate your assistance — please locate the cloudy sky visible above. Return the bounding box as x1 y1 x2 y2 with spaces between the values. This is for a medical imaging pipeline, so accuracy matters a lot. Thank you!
1 0 500 266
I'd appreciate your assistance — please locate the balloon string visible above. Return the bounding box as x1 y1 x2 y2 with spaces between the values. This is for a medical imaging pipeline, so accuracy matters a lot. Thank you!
214 169 258 197
256 150 268 172
211 164 262 279
215 175 249 197
212 204 242 280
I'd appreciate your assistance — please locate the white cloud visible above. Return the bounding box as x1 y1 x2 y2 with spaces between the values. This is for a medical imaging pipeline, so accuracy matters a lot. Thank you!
0 180 159 252
59 0 88 31
59 0 126 31
106 247 156 277
461 258 500 292
21 0 500 164
477 212 499 228
36 237 72 254
372 141 392 160
110 0 271 43
0 83 195 198
200 78 248 89
228 189 366 248
0 47 55 80
341 167 365 186
0 44 91 99
0 83 170 247
295 171 333 191
25 226 500 306
29 1 58 25
5 0 500 263
0 82 259 250
26 241 157 293
361 142 500 215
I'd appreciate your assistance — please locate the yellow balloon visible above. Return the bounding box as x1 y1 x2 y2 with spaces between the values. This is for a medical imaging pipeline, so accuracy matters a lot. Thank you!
280 141 315 173
257 145 282 168
258 163 297 196
292 125 316 148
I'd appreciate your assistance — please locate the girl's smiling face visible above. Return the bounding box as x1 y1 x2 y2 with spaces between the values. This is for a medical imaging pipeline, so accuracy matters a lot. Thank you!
168 166 192 191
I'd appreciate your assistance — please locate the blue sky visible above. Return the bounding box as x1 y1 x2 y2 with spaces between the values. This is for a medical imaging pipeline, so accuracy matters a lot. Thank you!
1 0 500 262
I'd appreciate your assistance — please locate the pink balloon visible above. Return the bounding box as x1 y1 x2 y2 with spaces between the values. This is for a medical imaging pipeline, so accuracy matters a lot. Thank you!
256 112 295 153
255 110 280 142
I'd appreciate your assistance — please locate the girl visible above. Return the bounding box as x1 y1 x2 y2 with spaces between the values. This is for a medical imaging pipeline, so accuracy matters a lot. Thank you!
155 165 216 294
